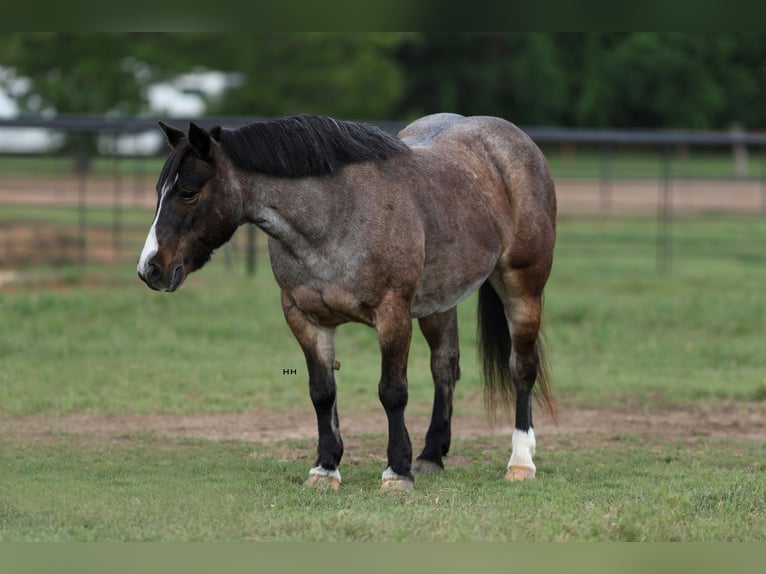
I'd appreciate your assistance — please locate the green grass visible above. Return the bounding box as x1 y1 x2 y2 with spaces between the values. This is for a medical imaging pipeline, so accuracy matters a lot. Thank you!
0 155 165 178
541 146 766 180
1 215 765 541
0 260 442 417
2 259 762 417
0 270 316 416
2 216 765 416
0 204 152 228
547 214 766 406
1 433 763 541
556 214 766 272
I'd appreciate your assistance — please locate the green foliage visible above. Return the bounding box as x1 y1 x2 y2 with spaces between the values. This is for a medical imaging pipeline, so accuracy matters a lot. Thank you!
0 33 154 115
575 33 723 128
395 33 569 124
5 33 766 128
210 33 408 119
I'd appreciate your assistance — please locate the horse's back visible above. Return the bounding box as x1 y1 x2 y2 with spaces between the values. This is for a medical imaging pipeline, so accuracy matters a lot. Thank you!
397 113 466 147
400 113 541 159
401 113 555 208
399 112 555 232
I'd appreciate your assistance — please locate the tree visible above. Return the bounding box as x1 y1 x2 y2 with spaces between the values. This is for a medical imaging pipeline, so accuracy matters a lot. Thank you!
206 33 408 120
704 33 766 128
0 33 410 121
5 33 766 129
574 33 723 129
395 33 569 125
0 33 168 115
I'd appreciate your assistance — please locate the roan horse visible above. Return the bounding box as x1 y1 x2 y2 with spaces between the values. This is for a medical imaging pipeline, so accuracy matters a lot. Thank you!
137 113 556 492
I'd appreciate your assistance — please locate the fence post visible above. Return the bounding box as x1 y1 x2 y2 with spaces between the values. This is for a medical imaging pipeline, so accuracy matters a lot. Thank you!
657 145 673 274
600 142 613 216
76 133 89 272
731 124 748 178
112 132 123 261
762 147 766 212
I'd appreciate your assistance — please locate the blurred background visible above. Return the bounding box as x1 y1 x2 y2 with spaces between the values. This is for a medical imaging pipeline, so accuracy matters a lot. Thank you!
1 32 765 286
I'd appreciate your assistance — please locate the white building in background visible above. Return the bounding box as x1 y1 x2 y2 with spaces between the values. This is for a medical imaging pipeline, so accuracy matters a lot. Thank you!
105 70 242 156
0 71 62 152
0 69 242 155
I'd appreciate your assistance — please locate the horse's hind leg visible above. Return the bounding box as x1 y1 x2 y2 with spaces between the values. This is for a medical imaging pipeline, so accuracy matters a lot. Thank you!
505 296 541 481
281 292 343 491
495 267 552 481
413 308 460 475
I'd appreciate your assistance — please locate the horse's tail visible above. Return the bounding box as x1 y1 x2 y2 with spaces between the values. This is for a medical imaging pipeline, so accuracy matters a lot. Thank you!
477 282 557 423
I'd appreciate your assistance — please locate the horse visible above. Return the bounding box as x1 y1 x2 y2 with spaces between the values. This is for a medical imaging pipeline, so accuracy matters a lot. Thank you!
137 113 557 492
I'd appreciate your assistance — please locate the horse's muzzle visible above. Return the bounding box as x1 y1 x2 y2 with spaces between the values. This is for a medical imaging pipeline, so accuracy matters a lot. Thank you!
138 261 185 292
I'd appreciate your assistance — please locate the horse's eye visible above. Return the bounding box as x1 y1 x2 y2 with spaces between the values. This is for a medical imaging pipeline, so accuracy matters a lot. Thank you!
179 188 199 202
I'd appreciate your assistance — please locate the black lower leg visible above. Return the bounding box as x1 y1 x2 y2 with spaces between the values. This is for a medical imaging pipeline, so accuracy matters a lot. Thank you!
417 381 454 466
379 377 412 479
514 388 533 432
416 311 460 468
512 346 538 433
309 366 343 470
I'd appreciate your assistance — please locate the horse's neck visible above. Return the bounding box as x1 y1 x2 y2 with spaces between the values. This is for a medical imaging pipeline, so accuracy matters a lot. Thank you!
242 173 338 249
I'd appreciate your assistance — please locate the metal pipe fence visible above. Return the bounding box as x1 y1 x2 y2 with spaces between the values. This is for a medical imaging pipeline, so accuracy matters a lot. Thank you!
1 116 765 286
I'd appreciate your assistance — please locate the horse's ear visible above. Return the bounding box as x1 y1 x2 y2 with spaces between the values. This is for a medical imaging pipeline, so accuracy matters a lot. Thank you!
158 121 185 148
188 122 213 161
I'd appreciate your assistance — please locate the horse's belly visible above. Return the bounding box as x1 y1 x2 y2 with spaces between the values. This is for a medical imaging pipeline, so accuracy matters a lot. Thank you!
409 214 502 318
410 270 489 318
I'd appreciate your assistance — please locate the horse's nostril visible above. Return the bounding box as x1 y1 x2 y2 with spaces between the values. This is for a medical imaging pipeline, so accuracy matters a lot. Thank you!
147 261 163 283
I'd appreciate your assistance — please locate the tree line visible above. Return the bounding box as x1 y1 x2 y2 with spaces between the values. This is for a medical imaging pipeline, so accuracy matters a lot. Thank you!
2 33 766 129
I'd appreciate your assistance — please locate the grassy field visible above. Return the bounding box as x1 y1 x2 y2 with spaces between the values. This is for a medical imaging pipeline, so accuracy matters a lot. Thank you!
1 216 765 541
1 433 763 542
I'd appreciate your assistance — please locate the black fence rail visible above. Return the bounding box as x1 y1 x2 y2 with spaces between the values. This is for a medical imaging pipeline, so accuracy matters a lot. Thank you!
1 115 765 286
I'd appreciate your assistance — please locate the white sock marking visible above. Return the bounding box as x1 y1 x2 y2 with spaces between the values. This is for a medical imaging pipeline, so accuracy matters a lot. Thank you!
508 428 536 471
382 467 407 482
308 465 341 483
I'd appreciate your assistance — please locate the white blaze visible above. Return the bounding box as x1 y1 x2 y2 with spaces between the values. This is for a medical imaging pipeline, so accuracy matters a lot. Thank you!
137 175 176 277
137 212 160 277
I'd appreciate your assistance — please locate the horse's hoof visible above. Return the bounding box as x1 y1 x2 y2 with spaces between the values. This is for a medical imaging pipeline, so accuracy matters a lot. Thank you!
412 459 443 475
304 474 341 492
505 465 536 481
379 478 414 493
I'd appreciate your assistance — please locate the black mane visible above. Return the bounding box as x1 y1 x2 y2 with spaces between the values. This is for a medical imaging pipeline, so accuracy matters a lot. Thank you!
215 114 410 178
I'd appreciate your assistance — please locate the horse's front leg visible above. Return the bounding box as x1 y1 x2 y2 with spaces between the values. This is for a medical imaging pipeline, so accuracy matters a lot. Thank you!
281 292 343 491
413 307 460 475
375 293 415 492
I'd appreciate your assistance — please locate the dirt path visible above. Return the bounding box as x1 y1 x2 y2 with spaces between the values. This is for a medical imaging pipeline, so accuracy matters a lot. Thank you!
2 401 764 446
2 177 764 215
